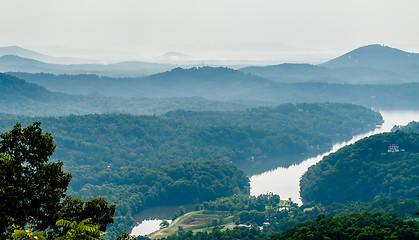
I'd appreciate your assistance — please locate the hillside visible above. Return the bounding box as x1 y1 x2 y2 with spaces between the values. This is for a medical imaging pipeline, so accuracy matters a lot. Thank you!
0 46 90 64
0 103 382 174
0 73 247 116
392 121 419 133
322 44 419 70
0 72 60 102
0 54 173 77
9 67 275 101
9 70 419 111
240 63 334 83
300 130 419 205
140 67 274 100
240 45 419 84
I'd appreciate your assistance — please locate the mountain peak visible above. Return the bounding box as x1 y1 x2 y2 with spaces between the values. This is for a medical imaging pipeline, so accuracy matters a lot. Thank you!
158 52 189 61
321 44 419 69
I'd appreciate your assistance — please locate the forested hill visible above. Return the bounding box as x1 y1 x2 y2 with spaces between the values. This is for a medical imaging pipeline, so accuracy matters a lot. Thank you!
146 66 271 85
300 130 419 205
0 73 247 116
391 121 419 133
0 103 381 174
9 67 274 100
240 63 335 83
9 70 419 110
0 72 62 102
0 54 173 77
0 103 379 238
240 45 419 84
322 44 419 70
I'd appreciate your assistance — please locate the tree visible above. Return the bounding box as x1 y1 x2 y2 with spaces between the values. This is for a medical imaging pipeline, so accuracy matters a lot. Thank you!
115 232 137 240
56 218 101 240
10 227 46 240
0 122 72 237
56 196 116 233
159 220 170 229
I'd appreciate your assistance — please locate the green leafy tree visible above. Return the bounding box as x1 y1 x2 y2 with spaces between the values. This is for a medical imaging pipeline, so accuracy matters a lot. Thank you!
115 232 137 240
0 122 72 237
56 218 101 240
10 226 46 240
57 196 116 233
159 220 170 229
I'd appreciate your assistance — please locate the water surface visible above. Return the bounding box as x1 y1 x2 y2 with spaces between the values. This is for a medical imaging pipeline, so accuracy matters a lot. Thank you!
250 110 419 205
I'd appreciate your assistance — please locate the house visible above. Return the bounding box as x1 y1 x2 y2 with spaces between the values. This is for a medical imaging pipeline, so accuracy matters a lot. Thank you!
388 144 399 152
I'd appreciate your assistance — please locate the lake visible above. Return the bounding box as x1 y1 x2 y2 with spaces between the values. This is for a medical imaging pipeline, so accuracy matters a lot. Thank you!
249 110 419 205
130 204 196 236
131 110 419 236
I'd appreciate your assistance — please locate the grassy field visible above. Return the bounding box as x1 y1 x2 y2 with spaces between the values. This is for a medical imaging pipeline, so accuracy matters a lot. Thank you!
148 210 238 239
147 200 291 239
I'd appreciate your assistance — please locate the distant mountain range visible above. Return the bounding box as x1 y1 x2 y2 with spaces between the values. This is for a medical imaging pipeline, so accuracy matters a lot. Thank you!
0 46 97 64
1 44 419 83
8 67 273 101
321 44 419 69
6 66 419 113
1 44 419 116
0 72 248 116
240 44 419 84
2 44 419 83
0 48 175 77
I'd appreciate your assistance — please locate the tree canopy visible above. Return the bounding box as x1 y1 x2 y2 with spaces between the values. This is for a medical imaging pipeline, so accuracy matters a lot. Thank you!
300 131 419 205
0 122 72 236
0 123 115 239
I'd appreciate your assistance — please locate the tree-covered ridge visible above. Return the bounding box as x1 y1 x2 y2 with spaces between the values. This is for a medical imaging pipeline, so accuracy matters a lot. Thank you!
271 212 419 240
197 194 418 233
0 73 247 116
300 131 419 205
392 121 419 133
0 103 382 174
160 198 419 240
68 161 249 238
8 69 419 113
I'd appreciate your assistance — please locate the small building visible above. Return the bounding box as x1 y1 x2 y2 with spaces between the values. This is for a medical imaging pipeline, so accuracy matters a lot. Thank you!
388 144 400 152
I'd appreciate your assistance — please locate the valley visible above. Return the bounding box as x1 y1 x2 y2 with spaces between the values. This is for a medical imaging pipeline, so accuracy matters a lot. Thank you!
0 44 418 240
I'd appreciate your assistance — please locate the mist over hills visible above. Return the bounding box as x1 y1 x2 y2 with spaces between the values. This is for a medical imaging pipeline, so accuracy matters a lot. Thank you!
0 73 58 101
2 44 419 239
0 46 93 64
7 68 419 112
2 44 419 116
321 44 419 69
0 54 174 77
240 44 419 84
9 67 274 102
0 73 248 116
2 44 419 83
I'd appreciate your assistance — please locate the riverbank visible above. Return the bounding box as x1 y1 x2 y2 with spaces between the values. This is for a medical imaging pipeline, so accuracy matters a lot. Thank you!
250 110 419 204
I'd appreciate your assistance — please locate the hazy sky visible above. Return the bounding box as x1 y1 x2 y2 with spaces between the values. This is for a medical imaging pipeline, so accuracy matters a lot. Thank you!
1 0 419 62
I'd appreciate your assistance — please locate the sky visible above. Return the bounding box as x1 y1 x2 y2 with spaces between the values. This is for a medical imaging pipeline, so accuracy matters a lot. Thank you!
1 0 419 63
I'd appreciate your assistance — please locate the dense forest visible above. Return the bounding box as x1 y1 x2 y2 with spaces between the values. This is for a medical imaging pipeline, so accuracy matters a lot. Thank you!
300 130 419 205
1 44 418 239
392 121 419 133
198 194 418 231
0 103 382 174
69 161 249 238
271 212 418 240
0 103 383 238
161 199 419 240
